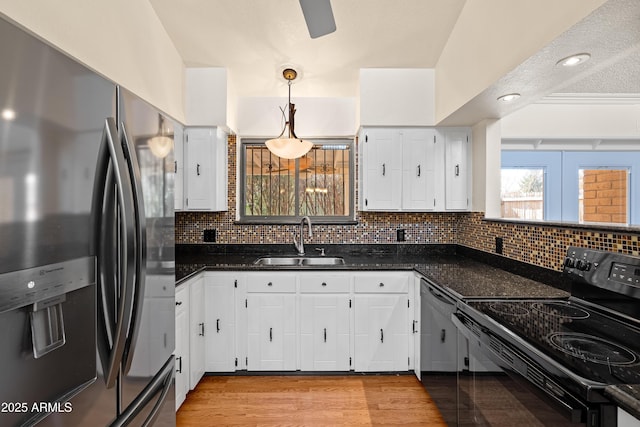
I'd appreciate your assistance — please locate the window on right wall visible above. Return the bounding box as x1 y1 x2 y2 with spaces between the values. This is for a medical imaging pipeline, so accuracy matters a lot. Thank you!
579 168 629 224
501 150 640 226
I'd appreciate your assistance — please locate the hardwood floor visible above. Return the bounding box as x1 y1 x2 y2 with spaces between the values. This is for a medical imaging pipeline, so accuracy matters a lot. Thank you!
177 374 447 426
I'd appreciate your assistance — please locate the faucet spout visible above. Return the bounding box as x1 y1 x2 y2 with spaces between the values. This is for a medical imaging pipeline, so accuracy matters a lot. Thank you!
293 216 312 255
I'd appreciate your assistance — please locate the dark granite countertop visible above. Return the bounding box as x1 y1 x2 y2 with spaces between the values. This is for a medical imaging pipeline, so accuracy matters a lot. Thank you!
175 244 569 300
606 385 640 420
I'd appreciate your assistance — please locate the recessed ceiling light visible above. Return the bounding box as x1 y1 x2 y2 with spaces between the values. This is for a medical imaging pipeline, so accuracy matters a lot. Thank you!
2 108 16 121
497 93 521 102
557 53 591 67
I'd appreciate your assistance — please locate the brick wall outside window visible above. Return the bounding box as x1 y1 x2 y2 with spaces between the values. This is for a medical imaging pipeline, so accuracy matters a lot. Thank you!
582 170 627 224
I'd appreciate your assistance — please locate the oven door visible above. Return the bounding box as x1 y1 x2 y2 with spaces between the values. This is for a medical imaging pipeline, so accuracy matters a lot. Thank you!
453 311 600 427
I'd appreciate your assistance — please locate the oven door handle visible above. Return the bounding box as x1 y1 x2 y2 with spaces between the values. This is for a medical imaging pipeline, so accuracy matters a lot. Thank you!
428 286 455 306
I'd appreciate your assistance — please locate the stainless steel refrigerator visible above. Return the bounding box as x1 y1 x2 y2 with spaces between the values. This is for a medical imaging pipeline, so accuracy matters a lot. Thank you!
0 15 176 427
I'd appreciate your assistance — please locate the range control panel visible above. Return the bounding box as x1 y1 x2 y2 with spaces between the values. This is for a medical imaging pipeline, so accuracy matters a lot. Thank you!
563 247 640 296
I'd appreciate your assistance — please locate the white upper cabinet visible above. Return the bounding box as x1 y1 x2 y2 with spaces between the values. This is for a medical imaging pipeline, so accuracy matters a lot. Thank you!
442 128 470 210
360 128 403 210
402 128 438 211
183 127 228 211
360 127 469 212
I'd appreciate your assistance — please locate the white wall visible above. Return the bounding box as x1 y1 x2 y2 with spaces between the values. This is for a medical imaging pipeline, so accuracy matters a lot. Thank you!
501 103 640 140
0 0 185 122
185 68 227 126
359 69 435 126
237 97 357 138
472 119 502 217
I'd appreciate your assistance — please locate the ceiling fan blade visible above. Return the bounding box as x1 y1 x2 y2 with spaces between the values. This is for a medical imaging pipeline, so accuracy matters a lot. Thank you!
299 0 336 39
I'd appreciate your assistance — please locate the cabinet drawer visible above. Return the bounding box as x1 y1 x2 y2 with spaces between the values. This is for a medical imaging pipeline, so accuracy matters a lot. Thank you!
247 274 296 293
354 274 408 293
299 274 350 293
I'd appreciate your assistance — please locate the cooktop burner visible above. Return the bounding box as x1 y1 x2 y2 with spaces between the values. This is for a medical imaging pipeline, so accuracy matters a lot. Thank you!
531 301 590 320
547 332 638 366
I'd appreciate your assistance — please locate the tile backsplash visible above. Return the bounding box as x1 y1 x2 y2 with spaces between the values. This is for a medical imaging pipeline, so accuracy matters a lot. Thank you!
176 135 640 272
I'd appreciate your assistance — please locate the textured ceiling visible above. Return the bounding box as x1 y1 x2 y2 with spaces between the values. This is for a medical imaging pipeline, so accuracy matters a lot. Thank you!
150 0 640 125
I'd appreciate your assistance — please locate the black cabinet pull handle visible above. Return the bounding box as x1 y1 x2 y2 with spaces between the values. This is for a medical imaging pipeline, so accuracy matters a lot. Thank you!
176 356 182 373
216 319 220 333
379 282 384 287
382 163 386 176
417 164 421 177
321 282 327 287
197 164 201 176
267 282 273 286
441 329 446 343
175 301 182 306
199 322 205 336
324 328 327 343
380 329 384 343
455 164 460 176
269 328 273 342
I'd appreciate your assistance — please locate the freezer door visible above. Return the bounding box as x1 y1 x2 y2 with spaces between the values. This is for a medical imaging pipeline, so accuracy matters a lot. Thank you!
0 15 113 427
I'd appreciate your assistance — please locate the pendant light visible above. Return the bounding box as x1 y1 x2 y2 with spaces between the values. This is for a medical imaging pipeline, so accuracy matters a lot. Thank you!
265 68 313 159
148 114 173 158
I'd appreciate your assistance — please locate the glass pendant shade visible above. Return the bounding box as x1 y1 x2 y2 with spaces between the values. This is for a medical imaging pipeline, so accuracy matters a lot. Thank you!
265 68 313 159
148 114 173 158
148 135 173 158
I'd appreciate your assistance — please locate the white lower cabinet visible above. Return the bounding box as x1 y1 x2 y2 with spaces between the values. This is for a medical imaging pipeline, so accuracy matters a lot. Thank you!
618 407 640 427
299 273 351 371
246 273 297 371
187 270 417 378
174 284 190 411
204 273 238 372
189 276 205 389
354 273 410 372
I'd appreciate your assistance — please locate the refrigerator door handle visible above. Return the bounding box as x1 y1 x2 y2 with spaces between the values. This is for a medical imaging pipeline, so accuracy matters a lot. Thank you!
91 117 137 389
119 124 147 375
109 355 174 427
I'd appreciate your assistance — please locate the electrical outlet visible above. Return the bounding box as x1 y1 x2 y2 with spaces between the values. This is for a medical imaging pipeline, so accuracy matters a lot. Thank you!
203 229 216 243
495 237 503 254
397 229 406 242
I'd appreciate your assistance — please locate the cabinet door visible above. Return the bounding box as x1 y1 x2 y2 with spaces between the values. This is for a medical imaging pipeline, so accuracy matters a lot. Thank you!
402 129 437 210
189 277 205 387
184 128 228 211
361 128 402 210
300 295 350 371
174 285 190 411
174 125 184 210
247 294 296 370
443 129 469 210
204 276 236 372
354 294 409 371
185 128 213 210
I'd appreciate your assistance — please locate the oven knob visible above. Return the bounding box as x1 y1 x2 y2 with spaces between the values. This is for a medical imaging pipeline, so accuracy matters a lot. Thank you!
564 257 575 268
575 259 591 271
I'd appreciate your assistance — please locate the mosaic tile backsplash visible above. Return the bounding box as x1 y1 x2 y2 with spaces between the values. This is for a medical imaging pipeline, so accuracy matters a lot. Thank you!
176 135 640 272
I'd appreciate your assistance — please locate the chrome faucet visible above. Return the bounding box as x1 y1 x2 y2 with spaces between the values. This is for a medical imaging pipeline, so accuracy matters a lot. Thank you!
293 216 312 255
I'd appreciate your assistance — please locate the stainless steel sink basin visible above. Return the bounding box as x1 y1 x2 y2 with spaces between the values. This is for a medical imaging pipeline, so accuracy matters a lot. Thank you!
253 256 345 266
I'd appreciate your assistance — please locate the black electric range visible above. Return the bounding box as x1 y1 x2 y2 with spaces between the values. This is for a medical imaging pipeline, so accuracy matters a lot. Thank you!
455 247 640 427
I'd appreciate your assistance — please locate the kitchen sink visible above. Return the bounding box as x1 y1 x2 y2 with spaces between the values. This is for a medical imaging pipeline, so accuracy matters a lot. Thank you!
253 256 345 266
